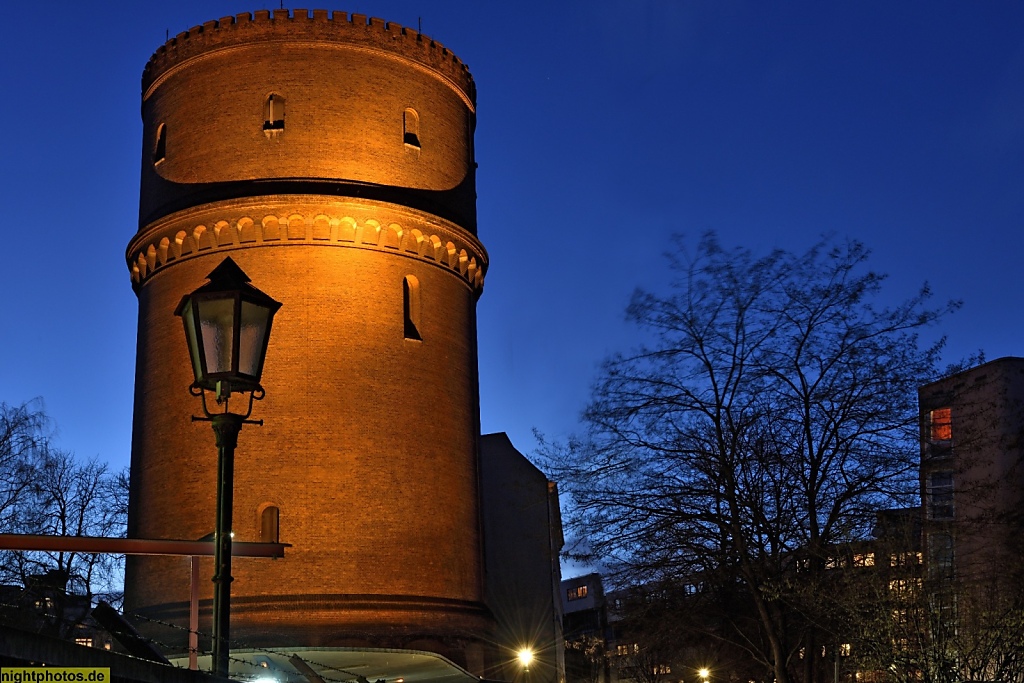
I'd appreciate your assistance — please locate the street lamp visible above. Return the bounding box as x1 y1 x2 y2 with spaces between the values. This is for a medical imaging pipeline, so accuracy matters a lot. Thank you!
175 257 281 678
516 646 534 683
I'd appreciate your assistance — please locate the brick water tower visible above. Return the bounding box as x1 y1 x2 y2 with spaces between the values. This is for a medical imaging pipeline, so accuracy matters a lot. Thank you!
123 9 494 672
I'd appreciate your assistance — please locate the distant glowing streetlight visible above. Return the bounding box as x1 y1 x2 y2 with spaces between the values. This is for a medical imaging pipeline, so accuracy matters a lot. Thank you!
698 668 711 682
176 257 281 678
518 648 535 672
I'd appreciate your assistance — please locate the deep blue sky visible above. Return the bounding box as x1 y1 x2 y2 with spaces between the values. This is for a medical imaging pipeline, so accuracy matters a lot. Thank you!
0 2 1021 474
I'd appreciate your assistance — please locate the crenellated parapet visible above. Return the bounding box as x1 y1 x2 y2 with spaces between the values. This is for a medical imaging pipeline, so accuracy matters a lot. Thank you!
126 199 487 293
142 9 475 106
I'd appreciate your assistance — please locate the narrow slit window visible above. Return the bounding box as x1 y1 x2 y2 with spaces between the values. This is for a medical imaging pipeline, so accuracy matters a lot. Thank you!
403 108 421 148
264 94 285 132
403 275 421 340
260 505 280 543
154 123 167 164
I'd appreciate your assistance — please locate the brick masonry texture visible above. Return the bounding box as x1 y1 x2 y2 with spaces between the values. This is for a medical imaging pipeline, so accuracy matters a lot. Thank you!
125 11 493 669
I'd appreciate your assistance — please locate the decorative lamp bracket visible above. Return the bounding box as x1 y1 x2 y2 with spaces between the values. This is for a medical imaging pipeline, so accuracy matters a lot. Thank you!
189 381 265 425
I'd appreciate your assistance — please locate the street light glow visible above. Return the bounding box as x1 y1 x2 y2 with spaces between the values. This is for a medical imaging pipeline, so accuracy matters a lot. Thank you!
699 669 710 680
518 648 534 667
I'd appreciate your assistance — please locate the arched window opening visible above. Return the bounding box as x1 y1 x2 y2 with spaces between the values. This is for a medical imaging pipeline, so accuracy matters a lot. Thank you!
403 108 421 148
264 94 285 135
403 275 421 341
154 123 167 164
260 506 280 543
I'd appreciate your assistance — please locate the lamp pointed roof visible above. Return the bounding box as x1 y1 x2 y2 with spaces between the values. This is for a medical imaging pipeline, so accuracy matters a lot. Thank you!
173 257 282 315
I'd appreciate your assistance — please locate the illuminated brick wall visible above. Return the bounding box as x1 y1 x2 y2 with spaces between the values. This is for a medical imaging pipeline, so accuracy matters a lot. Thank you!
124 9 493 670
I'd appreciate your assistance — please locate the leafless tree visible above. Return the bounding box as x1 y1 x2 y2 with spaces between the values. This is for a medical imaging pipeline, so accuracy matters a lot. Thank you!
0 401 128 638
544 234 957 683
0 400 48 529
565 633 608 683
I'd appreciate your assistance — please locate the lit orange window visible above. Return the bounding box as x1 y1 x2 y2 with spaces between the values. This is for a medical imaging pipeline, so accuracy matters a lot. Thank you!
930 407 951 441
567 585 588 601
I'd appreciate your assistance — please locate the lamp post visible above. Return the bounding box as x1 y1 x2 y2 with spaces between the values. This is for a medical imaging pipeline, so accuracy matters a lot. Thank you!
175 257 281 678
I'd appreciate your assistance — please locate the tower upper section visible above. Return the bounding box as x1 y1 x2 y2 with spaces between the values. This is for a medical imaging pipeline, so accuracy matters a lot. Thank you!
138 9 478 232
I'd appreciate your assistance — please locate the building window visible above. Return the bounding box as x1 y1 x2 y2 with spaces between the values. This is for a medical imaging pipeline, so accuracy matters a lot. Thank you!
567 584 588 601
928 532 954 576
264 94 285 135
403 276 421 341
927 471 954 520
929 407 951 441
839 643 851 657
889 578 921 595
852 552 875 567
889 551 922 567
154 123 167 164
654 665 671 675
403 108 421 148
930 591 956 620
260 505 280 543
74 637 93 647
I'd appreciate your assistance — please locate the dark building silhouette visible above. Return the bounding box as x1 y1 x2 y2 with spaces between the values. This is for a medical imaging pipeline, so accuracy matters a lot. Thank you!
918 357 1024 585
480 433 565 683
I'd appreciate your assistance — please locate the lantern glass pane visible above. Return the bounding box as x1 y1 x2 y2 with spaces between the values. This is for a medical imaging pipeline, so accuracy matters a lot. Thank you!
181 299 204 381
239 300 271 378
197 297 235 374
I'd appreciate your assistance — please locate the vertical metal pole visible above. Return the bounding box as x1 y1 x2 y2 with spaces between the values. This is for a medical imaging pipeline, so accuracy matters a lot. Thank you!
211 413 243 678
189 556 200 670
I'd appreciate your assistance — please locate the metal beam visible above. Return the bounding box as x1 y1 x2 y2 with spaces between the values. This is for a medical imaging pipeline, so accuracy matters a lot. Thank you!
289 655 327 683
0 534 288 558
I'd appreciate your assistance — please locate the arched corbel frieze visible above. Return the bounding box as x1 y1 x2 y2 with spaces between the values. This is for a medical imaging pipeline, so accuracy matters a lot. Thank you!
128 212 487 294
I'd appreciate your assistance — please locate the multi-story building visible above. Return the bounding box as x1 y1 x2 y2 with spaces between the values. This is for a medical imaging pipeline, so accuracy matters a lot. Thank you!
480 433 566 683
561 574 610 683
918 357 1024 584
915 357 1024 681
0 570 112 651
